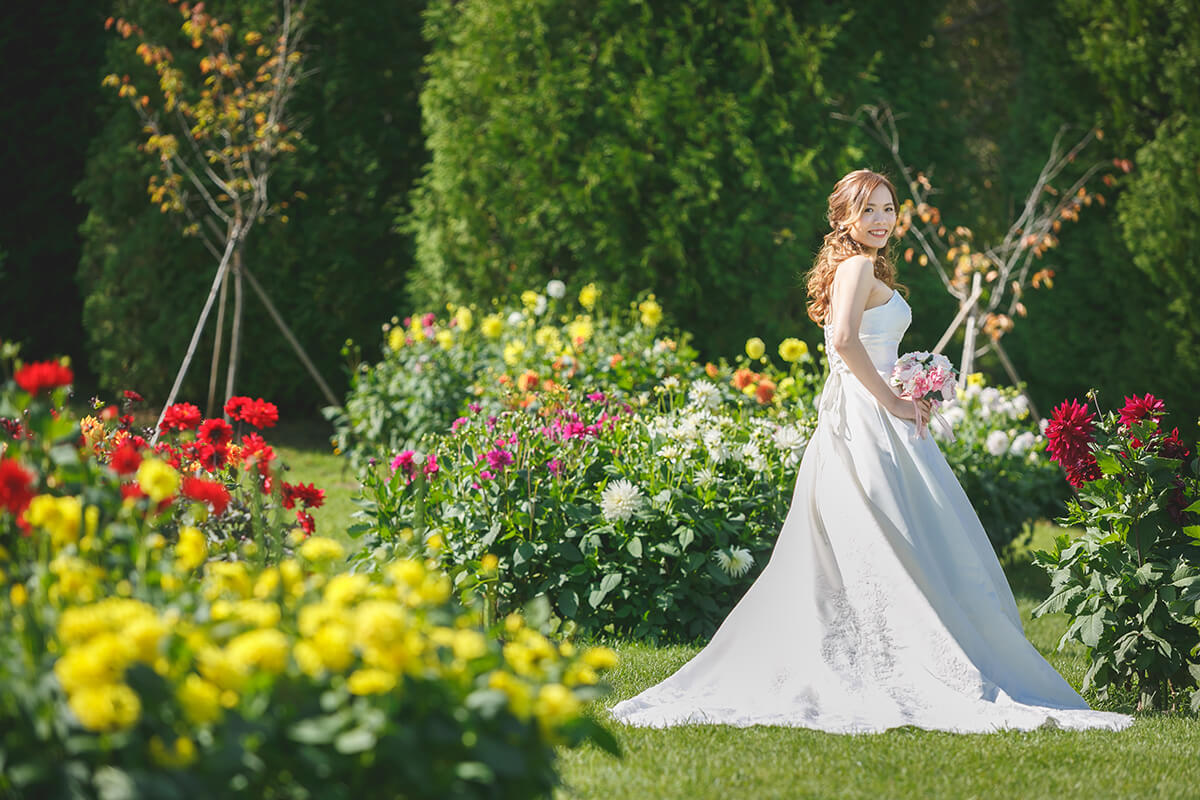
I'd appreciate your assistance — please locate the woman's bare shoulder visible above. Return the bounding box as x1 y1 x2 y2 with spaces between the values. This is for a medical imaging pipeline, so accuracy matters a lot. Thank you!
833 254 874 280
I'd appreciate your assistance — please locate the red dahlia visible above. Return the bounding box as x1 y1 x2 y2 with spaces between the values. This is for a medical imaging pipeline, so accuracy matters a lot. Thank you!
192 443 229 472
0 458 35 516
198 418 234 447
1045 398 1097 468
181 476 231 515
15 361 74 395
296 510 316 535
225 397 279 429
1064 456 1102 488
160 403 202 432
1160 427 1191 461
282 481 325 510
109 441 143 475
1119 393 1166 428
122 389 144 404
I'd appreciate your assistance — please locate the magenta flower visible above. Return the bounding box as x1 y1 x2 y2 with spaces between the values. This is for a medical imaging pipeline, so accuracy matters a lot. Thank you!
422 312 436 327
480 470 495 481
451 416 469 432
587 391 606 403
547 459 562 477
468 403 482 413
391 450 415 475
485 449 514 471
1119 393 1166 428
424 453 439 478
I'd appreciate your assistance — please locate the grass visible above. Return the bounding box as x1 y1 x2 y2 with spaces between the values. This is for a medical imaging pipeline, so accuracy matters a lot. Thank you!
268 417 361 546
553 522 1200 800
254 432 1200 798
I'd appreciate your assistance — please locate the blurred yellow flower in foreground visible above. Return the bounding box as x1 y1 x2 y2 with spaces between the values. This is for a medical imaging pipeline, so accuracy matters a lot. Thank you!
745 337 766 360
481 314 504 339
136 458 179 504
175 526 208 572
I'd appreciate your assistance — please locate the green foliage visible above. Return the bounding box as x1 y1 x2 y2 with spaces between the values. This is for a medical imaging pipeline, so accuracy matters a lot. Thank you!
935 381 1069 554
410 0 881 359
76 0 426 411
1033 400 1200 711
327 283 702 468
350 383 816 642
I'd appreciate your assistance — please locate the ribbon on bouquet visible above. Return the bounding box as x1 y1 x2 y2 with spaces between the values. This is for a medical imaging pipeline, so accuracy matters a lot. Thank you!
910 396 956 441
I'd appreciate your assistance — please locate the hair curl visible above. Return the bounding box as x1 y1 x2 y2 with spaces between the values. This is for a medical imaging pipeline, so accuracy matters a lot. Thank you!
805 169 906 325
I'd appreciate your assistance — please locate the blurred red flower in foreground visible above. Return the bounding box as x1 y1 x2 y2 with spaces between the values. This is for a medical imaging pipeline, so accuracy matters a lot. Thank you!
0 458 35 516
15 361 73 395
181 476 231 516
109 441 143 475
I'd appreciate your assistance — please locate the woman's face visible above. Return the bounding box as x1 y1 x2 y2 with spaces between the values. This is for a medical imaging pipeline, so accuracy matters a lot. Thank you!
847 183 896 252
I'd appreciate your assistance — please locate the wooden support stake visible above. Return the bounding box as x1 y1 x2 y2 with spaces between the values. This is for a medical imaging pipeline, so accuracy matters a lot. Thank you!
991 338 1041 422
151 234 239 445
224 250 245 408
206 265 229 418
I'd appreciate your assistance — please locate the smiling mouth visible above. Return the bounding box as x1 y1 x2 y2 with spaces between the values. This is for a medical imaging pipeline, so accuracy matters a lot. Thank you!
868 229 889 237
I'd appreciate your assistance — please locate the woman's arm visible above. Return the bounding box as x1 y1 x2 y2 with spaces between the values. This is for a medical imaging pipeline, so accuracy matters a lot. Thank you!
828 256 929 425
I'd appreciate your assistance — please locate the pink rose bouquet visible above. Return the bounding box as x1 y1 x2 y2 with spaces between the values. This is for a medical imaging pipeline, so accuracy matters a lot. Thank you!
890 351 958 439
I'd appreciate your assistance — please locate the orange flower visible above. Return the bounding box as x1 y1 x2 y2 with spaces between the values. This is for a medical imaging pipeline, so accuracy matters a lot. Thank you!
705 362 719 378
732 368 758 390
755 380 776 404
498 374 510 385
541 379 559 393
609 354 624 368
517 370 539 392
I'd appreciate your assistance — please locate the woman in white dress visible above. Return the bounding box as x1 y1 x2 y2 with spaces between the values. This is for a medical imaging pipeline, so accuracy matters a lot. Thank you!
608 169 1133 733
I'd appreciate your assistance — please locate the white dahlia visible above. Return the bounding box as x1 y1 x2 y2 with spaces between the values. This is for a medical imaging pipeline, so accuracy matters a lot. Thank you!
599 479 643 522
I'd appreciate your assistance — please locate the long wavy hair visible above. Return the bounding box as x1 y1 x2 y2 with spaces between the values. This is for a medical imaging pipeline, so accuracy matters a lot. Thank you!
805 169 906 325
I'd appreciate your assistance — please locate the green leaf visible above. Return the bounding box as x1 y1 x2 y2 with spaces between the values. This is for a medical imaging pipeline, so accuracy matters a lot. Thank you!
600 573 622 594
559 588 579 618
1079 612 1106 647
677 526 695 551
1184 525 1200 540
626 537 643 559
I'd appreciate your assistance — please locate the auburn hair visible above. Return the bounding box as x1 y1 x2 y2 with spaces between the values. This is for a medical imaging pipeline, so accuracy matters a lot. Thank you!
805 169 906 325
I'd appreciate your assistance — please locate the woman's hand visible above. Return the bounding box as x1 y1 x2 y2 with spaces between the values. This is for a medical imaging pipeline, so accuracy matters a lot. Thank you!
888 394 932 427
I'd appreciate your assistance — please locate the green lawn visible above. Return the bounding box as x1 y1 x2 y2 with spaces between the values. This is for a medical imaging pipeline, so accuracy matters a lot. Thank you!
555 523 1200 800
270 417 361 546
261 434 1200 799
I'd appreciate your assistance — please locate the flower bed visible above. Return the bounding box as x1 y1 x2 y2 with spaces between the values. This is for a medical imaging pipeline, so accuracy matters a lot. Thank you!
0 353 616 799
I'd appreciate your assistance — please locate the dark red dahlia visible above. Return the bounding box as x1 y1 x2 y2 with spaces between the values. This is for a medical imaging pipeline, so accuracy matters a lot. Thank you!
296 510 316 535
109 441 143 475
160 403 202 432
1119 393 1166 428
14 361 73 395
0 458 35 516
1064 456 1102 488
1045 398 1097 467
154 441 183 470
181 476 231 515
1160 427 1191 461
122 390 144 405
198 418 234 447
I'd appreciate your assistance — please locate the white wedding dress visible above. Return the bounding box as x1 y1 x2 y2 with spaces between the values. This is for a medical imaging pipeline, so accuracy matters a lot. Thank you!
609 290 1133 733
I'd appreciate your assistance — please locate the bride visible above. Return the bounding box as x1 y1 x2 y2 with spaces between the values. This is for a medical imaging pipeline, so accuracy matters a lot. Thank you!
608 169 1133 733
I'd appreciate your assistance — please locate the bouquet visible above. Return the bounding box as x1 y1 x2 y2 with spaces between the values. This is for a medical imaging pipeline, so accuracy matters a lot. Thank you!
890 351 958 439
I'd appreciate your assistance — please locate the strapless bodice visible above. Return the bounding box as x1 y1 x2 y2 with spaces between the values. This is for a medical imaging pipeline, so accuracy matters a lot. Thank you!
822 289 911 378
